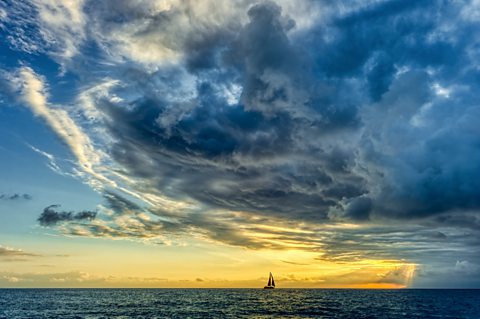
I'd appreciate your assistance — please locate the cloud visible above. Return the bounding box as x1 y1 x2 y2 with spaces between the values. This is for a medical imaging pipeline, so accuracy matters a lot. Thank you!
15 67 98 171
0 245 41 262
0 193 32 201
44 192 183 244
0 0 86 67
0 266 415 288
0 1 44 54
83 0 255 68
414 259 480 288
0 271 107 287
281 260 310 266
28 145 66 176
38 205 97 226
34 0 86 60
9 66 116 189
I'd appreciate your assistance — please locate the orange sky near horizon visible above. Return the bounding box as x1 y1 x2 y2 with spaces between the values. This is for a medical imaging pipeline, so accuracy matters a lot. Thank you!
0 234 416 288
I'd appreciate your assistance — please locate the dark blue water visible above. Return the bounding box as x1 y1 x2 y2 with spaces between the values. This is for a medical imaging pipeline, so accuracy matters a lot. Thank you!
0 289 479 318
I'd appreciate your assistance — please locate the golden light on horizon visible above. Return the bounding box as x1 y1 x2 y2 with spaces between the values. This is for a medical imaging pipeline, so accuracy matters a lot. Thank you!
0 235 418 288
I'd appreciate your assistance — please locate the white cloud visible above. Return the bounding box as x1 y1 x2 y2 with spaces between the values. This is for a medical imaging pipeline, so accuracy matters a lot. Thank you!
33 0 86 62
13 66 111 189
0 7 7 20
85 0 252 68
28 144 65 176
2 0 324 70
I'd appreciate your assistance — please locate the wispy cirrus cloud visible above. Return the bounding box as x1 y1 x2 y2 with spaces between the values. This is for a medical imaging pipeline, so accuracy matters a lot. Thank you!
9 66 116 190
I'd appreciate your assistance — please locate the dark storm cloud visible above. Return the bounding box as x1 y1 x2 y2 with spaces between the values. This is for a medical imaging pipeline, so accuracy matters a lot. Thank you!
362 70 480 219
310 0 460 79
80 0 480 232
343 197 372 221
430 214 480 231
102 90 358 221
0 193 32 201
93 1 369 224
38 205 97 226
299 0 480 222
229 1 360 129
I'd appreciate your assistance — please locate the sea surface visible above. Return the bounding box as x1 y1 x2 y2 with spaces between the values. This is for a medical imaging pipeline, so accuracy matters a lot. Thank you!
0 289 479 318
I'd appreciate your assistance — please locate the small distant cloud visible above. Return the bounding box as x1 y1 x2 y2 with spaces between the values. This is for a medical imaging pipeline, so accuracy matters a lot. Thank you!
454 260 480 274
425 231 448 239
38 205 97 226
281 260 310 266
0 245 41 259
196 278 204 282
0 193 32 201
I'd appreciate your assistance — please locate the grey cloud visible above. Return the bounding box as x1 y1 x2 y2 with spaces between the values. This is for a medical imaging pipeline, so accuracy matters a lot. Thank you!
435 215 480 230
0 193 32 201
100 81 364 223
45 192 184 242
361 69 480 219
343 197 373 221
413 260 480 288
51 191 281 249
103 191 142 214
38 205 97 227
318 223 480 268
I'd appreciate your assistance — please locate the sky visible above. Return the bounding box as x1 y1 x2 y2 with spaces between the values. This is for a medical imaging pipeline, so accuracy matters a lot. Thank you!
0 0 479 288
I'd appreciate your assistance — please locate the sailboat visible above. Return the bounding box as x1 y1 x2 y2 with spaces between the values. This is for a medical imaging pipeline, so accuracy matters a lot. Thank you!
263 272 275 289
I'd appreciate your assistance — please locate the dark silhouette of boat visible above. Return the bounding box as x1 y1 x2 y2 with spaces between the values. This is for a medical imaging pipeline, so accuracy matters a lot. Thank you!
264 272 275 289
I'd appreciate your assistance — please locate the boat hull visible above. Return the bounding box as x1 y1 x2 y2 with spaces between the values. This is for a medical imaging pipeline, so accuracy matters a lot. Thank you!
263 286 275 289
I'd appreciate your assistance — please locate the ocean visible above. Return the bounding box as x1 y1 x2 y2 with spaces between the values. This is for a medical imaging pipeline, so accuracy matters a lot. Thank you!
0 289 479 318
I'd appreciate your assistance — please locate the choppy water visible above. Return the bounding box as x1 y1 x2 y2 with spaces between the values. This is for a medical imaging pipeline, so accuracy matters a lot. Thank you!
0 289 479 318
